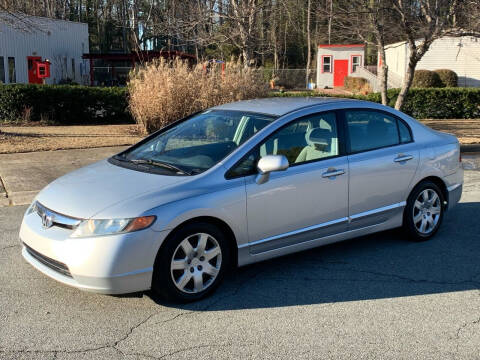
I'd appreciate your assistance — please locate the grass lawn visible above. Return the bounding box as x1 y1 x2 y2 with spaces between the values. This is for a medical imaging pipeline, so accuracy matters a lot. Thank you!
0 119 478 154
0 124 143 154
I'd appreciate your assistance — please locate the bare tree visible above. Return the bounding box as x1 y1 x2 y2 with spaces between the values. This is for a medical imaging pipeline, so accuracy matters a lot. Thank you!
331 0 398 105
392 0 480 110
226 0 259 67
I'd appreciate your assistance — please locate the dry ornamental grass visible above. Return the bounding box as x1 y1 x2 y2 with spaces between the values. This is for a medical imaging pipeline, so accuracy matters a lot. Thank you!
128 59 269 133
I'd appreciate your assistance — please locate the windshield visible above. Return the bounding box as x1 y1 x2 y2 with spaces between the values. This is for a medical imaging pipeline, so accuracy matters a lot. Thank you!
116 110 277 175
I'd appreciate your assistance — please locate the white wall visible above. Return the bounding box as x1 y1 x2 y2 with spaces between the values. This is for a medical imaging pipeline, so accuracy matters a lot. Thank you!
384 41 408 78
384 37 480 87
416 37 480 87
0 13 89 85
316 46 365 88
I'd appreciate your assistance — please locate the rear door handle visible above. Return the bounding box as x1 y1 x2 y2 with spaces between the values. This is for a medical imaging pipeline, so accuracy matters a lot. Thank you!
322 168 345 178
394 154 413 163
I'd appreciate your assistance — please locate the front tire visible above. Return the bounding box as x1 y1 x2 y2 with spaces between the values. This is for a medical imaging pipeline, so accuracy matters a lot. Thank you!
403 181 445 242
152 222 230 302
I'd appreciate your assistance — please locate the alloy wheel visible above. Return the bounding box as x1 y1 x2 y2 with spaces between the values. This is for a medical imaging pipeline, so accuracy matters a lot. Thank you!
412 188 442 235
170 233 222 294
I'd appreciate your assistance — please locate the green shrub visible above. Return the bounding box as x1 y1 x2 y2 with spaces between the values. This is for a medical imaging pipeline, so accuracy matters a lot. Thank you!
271 88 480 119
344 76 371 93
412 70 443 88
0 84 132 124
434 69 458 87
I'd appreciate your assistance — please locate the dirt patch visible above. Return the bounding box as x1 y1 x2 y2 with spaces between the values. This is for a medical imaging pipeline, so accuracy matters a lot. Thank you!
0 119 477 154
315 87 354 96
420 119 480 145
0 125 144 154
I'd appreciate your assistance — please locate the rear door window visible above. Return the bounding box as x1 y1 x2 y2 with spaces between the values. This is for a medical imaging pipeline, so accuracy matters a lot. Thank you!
346 110 410 153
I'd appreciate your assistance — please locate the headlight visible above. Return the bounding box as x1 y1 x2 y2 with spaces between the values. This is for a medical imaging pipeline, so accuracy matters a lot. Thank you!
71 216 156 238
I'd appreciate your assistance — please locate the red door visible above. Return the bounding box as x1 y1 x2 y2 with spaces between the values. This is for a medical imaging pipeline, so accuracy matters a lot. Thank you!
333 59 348 87
27 56 42 84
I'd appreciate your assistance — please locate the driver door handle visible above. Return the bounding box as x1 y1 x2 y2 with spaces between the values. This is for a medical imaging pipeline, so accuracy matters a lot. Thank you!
322 168 345 178
394 154 414 163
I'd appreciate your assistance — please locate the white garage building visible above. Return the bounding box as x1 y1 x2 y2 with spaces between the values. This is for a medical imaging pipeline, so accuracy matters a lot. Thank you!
381 36 480 87
0 12 89 85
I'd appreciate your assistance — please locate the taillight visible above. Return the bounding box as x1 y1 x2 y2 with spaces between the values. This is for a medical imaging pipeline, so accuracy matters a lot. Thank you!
459 152 462 163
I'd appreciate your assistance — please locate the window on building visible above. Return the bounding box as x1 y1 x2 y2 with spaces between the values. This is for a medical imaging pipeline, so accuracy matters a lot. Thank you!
71 58 76 79
322 56 332 73
8 57 16 83
0 57 5 84
351 55 362 72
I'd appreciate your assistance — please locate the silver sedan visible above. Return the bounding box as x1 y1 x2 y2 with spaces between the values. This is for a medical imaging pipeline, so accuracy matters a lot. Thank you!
20 97 463 302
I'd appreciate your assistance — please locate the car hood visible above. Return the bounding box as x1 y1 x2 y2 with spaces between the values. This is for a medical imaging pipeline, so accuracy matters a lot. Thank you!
35 160 190 219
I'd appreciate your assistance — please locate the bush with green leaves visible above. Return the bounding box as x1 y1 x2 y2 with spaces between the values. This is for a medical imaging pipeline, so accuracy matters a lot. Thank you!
434 69 458 87
272 88 480 119
1 83 479 126
412 70 443 88
0 84 132 124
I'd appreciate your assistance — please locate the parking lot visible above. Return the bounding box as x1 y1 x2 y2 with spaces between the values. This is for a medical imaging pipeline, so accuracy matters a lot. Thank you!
1 169 479 360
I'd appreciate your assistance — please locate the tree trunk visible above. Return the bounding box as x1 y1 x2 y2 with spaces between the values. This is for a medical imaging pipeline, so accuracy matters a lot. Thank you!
305 0 311 88
271 2 278 74
328 0 333 44
242 48 251 67
395 57 417 110
377 45 388 106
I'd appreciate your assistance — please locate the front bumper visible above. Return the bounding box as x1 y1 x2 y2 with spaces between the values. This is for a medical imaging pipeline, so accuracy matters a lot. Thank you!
20 211 168 294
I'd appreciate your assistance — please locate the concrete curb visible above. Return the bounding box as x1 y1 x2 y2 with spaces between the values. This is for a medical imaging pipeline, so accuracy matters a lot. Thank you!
0 193 37 208
0 175 10 206
8 191 38 206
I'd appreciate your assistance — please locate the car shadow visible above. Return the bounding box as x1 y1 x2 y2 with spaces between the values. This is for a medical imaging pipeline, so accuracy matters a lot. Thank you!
148 202 480 311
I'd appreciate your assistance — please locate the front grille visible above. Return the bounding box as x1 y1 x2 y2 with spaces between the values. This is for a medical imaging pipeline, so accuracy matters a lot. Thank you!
33 202 81 230
24 243 72 278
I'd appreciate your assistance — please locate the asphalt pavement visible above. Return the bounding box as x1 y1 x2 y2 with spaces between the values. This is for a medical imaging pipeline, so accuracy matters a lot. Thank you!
0 166 479 359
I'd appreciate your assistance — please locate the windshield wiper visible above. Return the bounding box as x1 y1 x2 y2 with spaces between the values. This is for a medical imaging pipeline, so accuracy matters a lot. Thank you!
129 159 191 175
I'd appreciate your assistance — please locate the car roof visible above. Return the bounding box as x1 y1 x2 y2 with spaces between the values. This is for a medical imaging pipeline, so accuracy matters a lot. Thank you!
211 97 362 116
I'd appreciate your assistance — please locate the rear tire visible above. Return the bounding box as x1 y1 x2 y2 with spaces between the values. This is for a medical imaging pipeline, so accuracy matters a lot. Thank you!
152 222 230 302
403 181 445 242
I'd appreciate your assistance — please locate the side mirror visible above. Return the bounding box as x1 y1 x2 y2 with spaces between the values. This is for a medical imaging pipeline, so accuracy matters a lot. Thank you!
256 155 289 184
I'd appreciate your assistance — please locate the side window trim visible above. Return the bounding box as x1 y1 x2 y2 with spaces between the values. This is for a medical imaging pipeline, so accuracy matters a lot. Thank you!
225 110 346 180
340 108 414 155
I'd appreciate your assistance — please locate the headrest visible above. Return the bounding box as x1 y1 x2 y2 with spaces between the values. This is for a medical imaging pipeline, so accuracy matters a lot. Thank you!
306 128 331 147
